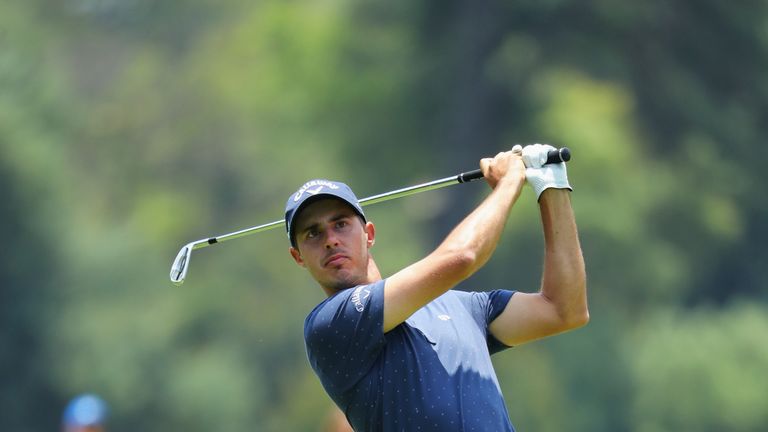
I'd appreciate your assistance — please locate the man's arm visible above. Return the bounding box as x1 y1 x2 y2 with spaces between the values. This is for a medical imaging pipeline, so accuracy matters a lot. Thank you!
488 188 589 346
382 149 527 332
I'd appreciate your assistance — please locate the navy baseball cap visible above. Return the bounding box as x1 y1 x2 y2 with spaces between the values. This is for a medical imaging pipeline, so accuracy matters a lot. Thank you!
285 179 366 247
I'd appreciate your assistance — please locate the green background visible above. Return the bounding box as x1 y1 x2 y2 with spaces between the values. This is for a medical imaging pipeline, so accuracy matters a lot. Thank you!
1 0 766 430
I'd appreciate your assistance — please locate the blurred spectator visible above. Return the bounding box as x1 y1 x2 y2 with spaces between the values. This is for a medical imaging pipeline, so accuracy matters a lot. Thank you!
62 394 108 432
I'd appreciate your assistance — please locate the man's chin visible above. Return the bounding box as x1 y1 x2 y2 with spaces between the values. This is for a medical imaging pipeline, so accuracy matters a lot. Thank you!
329 280 357 292
326 273 363 292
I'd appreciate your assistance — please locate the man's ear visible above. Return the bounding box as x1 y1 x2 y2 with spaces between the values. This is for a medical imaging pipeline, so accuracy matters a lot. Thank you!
289 247 305 267
365 221 376 248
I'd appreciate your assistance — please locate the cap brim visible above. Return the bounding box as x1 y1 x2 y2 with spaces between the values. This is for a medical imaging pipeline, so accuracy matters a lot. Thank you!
288 194 366 247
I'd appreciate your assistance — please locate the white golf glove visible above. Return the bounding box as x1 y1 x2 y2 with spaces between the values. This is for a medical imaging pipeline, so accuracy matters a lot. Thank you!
521 143 572 200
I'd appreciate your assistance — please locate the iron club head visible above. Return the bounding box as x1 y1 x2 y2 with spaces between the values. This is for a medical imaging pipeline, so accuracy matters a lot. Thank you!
170 244 192 285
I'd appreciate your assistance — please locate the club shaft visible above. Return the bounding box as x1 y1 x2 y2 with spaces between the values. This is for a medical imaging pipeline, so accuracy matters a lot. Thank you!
188 172 480 251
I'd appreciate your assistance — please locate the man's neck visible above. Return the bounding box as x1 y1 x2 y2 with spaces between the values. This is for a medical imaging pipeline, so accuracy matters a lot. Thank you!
321 256 382 297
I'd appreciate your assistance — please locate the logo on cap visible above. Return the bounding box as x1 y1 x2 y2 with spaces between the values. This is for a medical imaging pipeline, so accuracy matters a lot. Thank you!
293 180 340 202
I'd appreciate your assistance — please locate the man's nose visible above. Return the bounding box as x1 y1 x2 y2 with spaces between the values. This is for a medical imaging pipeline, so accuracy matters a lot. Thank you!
324 229 340 249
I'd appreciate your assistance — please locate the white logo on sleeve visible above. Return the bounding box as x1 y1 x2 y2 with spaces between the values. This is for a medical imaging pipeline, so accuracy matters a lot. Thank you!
351 286 371 312
437 314 451 321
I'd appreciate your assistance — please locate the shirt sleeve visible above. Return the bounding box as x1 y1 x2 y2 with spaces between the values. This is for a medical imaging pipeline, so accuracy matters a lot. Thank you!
485 289 515 354
466 289 516 354
303 280 386 395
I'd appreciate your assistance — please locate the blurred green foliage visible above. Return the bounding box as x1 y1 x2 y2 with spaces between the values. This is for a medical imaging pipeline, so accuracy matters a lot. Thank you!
1 0 766 431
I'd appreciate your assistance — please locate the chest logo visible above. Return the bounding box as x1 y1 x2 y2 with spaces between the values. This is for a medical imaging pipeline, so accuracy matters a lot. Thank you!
437 314 451 321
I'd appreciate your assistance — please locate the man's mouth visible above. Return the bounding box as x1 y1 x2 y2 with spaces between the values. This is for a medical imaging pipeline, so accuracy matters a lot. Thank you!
324 253 348 267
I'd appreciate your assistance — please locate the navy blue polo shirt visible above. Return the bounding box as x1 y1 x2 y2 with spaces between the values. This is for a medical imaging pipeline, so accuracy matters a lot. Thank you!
304 279 516 431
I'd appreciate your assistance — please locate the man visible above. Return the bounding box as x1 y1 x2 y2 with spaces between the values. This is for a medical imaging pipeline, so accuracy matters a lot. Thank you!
286 144 588 431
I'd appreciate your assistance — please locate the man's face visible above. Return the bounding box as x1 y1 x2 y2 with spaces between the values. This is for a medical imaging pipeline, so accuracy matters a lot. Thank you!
289 198 374 291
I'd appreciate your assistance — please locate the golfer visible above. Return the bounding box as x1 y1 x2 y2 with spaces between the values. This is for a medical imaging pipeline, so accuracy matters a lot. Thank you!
286 144 588 431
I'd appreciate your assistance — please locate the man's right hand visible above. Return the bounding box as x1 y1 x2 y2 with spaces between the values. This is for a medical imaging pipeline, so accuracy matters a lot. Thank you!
479 145 527 191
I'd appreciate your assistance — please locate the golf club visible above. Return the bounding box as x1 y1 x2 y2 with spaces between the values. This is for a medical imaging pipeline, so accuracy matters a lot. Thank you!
170 147 571 285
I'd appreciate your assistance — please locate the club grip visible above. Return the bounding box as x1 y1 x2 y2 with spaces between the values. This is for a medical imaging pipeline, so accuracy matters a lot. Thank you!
547 147 571 164
544 147 571 165
458 147 571 183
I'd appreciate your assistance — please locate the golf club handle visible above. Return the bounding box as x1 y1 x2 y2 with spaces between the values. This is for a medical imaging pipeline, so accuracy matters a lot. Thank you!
458 147 571 183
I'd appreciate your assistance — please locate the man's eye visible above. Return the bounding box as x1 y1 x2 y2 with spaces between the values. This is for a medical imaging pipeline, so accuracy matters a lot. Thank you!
306 229 319 239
